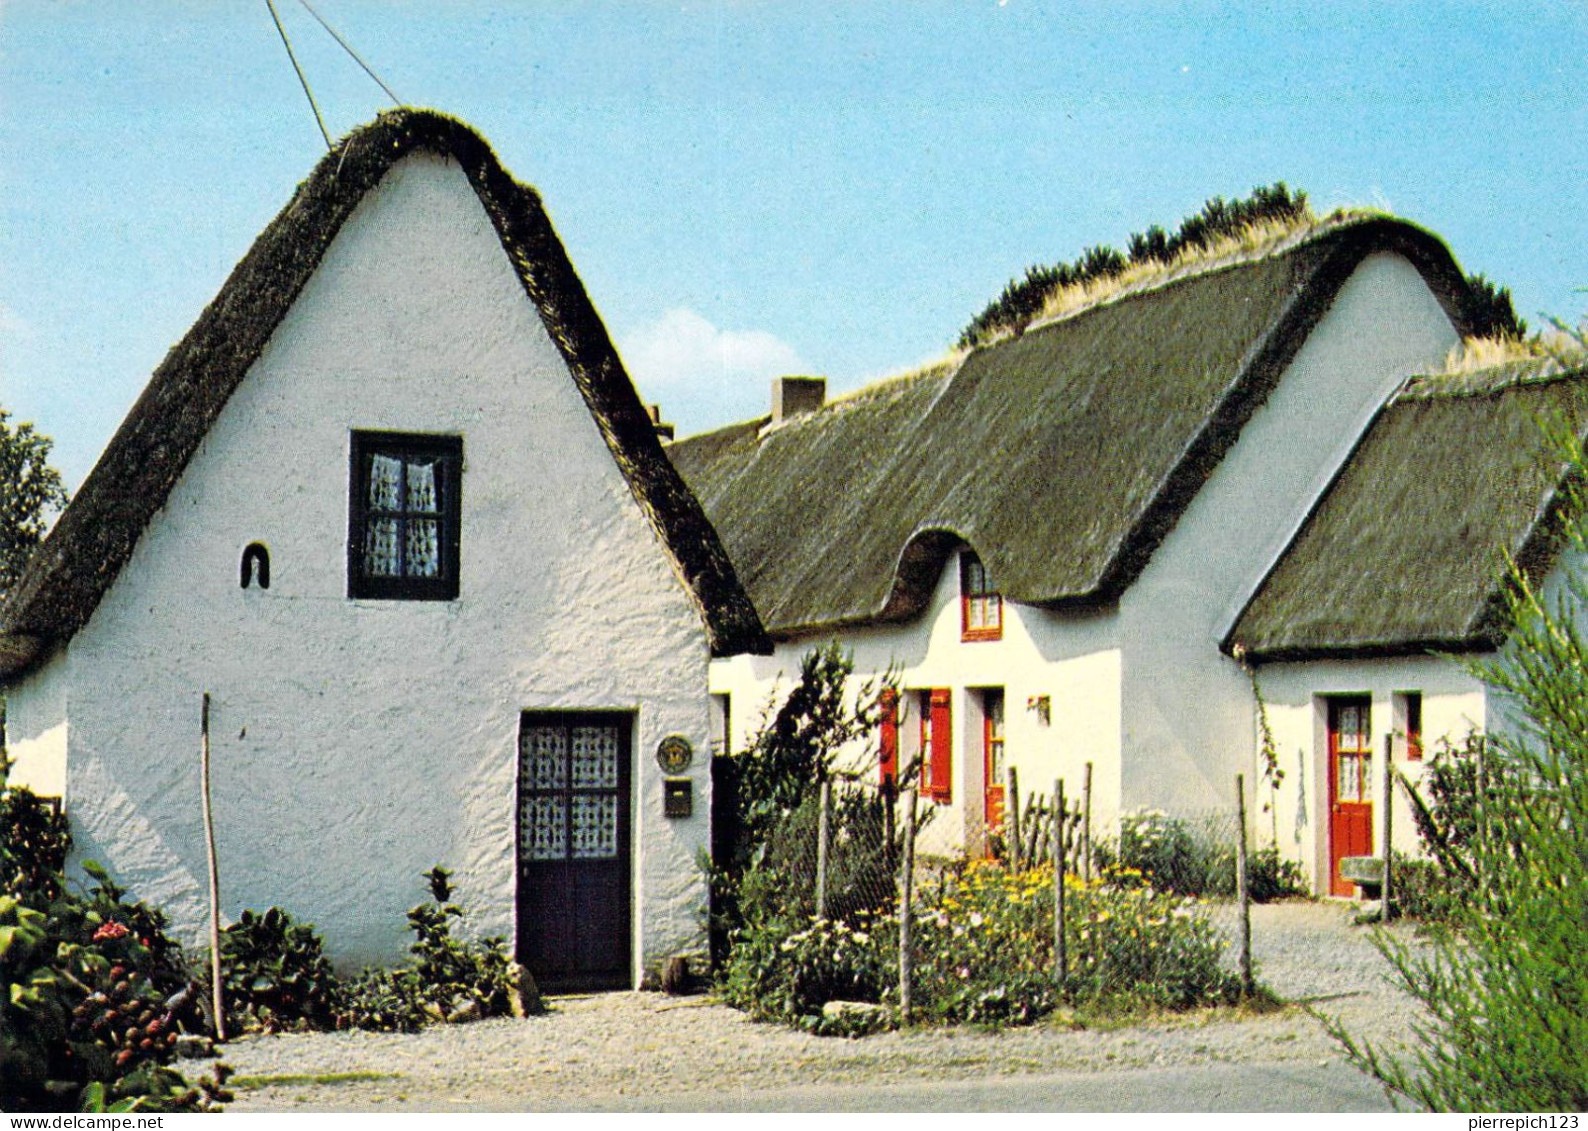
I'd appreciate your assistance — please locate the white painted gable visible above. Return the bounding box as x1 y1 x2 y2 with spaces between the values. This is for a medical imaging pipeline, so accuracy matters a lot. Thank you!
12 154 714 981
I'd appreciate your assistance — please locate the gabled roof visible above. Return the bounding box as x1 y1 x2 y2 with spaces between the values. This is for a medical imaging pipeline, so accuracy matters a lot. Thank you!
669 217 1477 638
0 109 768 677
1227 360 1588 662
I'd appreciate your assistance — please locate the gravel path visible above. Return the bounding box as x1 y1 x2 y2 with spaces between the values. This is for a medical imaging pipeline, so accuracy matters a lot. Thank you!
212 900 1424 1111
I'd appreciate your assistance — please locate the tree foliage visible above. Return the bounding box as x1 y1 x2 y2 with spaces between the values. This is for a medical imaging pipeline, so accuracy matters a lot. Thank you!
957 184 1526 351
958 183 1310 348
0 408 68 597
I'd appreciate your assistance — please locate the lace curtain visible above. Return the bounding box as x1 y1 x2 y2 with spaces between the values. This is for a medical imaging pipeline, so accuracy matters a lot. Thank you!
362 454 441 578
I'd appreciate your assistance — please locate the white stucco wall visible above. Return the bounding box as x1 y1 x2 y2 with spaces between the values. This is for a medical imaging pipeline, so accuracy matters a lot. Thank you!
47 154 714 984
1251 655 1487 892
3 658 68 797
1117 252 1462 819
710 549 1124 860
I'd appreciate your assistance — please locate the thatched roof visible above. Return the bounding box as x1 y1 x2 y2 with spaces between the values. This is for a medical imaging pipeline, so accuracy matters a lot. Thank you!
0 109 768 678
1228 360 1588 662
669 217 1478 638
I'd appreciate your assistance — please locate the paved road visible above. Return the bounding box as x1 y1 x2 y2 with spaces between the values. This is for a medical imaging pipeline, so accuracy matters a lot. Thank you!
528 1062 1395 1113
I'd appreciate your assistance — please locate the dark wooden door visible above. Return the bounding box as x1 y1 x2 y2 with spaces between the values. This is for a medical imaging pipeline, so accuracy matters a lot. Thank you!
1327 697 1373 897
517 712 632 990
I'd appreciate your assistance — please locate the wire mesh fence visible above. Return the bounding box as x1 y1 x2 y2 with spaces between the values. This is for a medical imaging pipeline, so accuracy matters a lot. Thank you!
785 770 1273 1017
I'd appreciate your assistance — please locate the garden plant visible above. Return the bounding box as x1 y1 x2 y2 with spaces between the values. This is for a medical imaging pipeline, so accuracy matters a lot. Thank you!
715 647 1248 1036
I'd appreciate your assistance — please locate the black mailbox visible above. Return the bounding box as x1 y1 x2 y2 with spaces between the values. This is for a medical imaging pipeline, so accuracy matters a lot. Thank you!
663 778 692 818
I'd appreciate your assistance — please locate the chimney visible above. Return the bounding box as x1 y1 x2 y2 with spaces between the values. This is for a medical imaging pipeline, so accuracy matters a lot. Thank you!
770 376 826 425
647 404 675 441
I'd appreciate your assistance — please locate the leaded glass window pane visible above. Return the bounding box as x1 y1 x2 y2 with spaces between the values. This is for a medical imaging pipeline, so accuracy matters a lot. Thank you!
523 726 568 789
524 795 566 860
571 726 620 789
571 795 619 858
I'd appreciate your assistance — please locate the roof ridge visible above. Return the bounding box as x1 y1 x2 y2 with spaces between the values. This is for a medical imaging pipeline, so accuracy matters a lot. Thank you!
0 109 769 674
1014 210 1389 338
1397 358 1588 401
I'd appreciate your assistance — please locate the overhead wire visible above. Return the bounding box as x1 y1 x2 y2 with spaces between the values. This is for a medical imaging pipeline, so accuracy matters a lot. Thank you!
295 0 404 108
264 0 333 151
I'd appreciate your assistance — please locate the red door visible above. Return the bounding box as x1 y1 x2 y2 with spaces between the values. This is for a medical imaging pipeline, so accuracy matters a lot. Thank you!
982 689 1006 841
1327 697 1373 896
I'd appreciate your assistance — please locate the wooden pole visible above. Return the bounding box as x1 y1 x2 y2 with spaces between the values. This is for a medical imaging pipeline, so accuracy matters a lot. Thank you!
1475 739 1488 911
1054 777 1067 987
899 786 917 1025
1007 765 1022 869
1081 762 1093 883
1235 773 1253 999
1381 736 1394 923
200 693 226 1042
816 778 831 919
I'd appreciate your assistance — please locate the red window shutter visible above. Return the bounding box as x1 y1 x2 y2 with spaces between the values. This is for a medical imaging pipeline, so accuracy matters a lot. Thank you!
879 689 899 787
928 688 952 802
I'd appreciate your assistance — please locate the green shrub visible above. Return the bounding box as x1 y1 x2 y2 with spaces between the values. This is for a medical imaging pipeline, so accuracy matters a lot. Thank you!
1385 855 1462 925
335 867 523 1031
1065 882 1239 1011
0 782 71 903
1247 846 1307 903
1 860 228 1112
1393 734 1482 920
1097 811 1302 902
911 864 1059 1024
912 862 1240 1023
721 911 895 1033
958 184 1310 347
213 907 339 1034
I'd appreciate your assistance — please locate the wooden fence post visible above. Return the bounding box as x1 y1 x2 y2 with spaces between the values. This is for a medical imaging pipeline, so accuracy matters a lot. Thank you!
201 693 226 1042
816 778 832 920
1081 762 1093 883
1235 773 1253 999
1381 736 1394 923
1007 765 1022 869
899 785 917 1025
1054 777 1067 987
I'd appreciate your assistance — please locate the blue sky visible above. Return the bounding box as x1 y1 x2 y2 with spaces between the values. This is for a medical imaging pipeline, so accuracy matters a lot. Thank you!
2 1 1585 490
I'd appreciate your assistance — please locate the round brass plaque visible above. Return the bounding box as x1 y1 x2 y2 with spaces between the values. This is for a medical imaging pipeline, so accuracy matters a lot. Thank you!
656 734 694 774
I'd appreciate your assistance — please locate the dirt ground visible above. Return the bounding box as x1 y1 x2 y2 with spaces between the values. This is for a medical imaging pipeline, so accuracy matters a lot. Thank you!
213 900 1421 1112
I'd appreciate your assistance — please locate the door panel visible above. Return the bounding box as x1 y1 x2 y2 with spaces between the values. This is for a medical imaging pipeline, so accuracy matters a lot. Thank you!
982 689 1006 844
1327 698 1373 897
517 712 632 990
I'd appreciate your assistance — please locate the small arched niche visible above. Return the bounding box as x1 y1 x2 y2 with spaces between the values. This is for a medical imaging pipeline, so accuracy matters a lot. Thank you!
240 542 271 591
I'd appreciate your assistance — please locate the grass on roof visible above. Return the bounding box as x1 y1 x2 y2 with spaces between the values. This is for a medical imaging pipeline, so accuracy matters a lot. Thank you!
1434 323 1588 380
1020 210 1384 334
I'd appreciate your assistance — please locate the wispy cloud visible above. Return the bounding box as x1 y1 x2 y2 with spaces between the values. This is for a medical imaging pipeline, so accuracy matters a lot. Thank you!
619 307 808 430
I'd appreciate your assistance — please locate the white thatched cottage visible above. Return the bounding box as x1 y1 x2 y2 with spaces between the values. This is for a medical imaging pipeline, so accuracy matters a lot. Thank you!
0 110 768 989
668 217 1583 894
1226 357 1588 893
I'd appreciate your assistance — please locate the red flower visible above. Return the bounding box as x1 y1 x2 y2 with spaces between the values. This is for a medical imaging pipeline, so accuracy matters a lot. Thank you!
92 920 130 942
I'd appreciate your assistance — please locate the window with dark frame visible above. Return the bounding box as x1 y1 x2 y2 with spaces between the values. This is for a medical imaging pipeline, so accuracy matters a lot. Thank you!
348 432 462 600
960 551 1003 641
